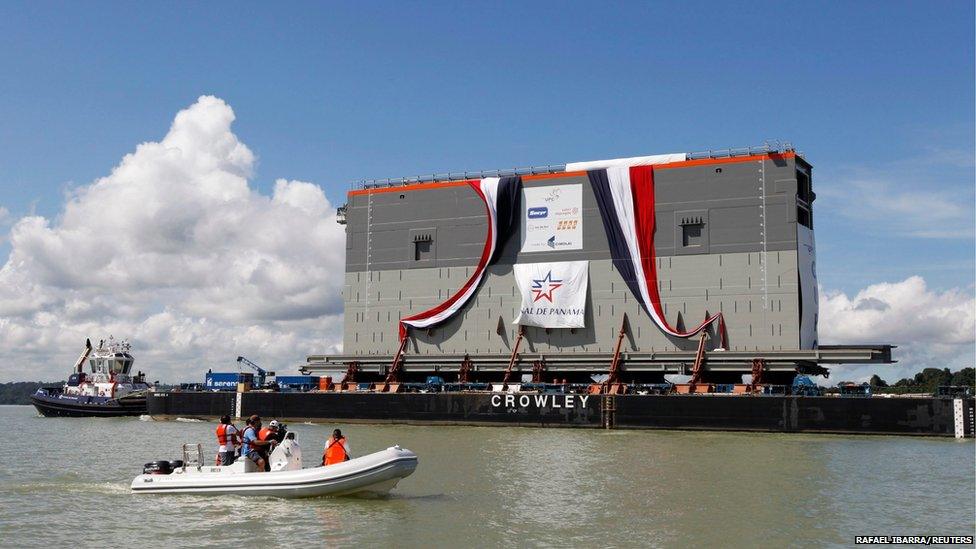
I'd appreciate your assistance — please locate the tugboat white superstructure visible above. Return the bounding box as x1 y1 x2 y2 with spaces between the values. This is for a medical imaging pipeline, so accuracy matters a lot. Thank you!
31 337 152 417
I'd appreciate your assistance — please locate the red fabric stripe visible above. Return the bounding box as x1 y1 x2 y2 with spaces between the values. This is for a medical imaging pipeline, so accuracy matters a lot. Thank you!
399 180 494 340
630 166 727 347
630 166 663 319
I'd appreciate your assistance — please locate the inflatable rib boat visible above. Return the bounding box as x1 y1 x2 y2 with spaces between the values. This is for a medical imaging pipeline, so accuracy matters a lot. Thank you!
131 435 417 498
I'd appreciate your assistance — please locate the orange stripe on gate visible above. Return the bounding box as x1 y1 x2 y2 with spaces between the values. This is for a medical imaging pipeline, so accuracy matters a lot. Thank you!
523 170 587 181
655 152 796 170
345 153 796 196
348 180 474 197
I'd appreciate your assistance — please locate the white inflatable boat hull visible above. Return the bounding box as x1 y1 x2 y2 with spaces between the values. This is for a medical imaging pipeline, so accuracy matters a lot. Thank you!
131 446 417 498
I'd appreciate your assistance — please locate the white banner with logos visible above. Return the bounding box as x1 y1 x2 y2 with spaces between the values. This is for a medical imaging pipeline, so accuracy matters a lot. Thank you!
520 184 583 253
513 261 588 328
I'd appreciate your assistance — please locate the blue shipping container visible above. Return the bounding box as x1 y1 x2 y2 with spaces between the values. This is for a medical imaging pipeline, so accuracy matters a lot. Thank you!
276 375 320 390
205 372 254 391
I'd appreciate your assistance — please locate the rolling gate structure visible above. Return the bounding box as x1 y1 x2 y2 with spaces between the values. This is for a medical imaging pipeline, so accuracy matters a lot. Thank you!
313 144 887 385
147 144 975 438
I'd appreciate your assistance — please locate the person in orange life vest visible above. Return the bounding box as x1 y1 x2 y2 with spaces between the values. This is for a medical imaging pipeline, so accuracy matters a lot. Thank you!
241 415 276 471
215 414 241 466
257 420 282 471
322 429 351 466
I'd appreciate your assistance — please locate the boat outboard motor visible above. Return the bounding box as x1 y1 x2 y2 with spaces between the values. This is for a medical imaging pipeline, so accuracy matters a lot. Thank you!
143 460 173 475
269 432 302 472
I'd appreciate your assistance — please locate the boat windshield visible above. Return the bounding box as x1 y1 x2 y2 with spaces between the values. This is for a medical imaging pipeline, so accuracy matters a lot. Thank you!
89 357 132 374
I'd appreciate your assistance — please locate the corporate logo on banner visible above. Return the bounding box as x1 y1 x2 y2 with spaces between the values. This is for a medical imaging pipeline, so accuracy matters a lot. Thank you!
513 261 588 328
521 184 583 253
530 271 563 302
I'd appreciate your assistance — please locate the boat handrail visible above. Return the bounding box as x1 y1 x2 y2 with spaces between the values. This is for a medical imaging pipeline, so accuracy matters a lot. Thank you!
182 443 203 471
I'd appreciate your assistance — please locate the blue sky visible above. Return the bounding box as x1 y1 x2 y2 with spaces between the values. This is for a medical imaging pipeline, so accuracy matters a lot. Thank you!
0 2 972 382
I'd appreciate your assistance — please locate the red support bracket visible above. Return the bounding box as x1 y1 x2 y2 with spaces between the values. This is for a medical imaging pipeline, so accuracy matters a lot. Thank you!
502 325 525 387
531 359 547 383
751 358 767 393
606 314 629 390
341 361 359 390
690 331 708 385
458 354 473 383
385 335 410 384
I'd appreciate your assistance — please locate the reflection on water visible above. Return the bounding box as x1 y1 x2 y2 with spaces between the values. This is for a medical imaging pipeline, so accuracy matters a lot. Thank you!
2 406 973 548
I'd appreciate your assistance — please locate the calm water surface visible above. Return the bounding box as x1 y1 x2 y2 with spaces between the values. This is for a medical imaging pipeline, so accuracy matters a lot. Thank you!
1 405 973 548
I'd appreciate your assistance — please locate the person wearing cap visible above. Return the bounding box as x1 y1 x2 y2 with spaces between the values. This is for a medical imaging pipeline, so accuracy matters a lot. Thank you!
257 420 282 471
258 420 280 444
322 429 351 466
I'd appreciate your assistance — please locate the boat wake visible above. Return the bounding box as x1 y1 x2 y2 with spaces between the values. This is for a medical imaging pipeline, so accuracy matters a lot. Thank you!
175 417 204 423
4 478 131 496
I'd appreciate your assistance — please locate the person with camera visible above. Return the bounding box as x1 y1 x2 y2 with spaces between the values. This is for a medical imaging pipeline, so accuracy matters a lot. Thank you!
257 419 286 471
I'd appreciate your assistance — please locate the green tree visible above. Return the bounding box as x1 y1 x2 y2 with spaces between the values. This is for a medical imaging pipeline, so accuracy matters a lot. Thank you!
868 374 888 388
950 367 974 388
910 368 953 392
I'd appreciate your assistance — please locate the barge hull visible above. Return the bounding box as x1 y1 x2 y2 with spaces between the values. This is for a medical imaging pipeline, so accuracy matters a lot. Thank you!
147 392 976 437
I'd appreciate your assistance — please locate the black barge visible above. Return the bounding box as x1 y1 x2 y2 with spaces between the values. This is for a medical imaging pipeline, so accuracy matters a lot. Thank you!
148 389 975 438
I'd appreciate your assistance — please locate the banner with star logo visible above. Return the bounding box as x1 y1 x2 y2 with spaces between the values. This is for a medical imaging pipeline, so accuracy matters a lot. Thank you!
513 261 588 328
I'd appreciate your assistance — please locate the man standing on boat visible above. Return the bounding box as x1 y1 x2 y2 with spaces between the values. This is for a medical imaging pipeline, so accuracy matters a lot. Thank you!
215 415 240 466
322 429 351 465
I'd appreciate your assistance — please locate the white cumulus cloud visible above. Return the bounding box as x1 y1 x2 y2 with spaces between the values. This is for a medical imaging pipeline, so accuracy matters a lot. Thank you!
0 96 345 382
819 276 975 383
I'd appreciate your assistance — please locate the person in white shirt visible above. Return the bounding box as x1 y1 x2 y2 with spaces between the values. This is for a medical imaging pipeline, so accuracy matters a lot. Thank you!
215 414 240 465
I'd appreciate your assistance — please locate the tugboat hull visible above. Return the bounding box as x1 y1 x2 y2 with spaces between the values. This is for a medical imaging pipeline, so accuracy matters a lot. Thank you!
31 389 147 417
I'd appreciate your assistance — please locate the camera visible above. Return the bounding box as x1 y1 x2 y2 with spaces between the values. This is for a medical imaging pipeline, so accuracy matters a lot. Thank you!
273 423 288 444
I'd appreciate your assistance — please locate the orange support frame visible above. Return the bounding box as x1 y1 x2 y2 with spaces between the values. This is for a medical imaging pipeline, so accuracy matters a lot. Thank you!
604 314 629 394
502 326 525 387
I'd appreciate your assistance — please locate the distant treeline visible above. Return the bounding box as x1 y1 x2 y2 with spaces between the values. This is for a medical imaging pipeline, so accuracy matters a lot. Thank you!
0 381 57 405
865 367 974 394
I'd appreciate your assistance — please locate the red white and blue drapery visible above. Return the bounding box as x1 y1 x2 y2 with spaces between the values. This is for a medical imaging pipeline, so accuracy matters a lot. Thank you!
398 176 522 340
587 165 728 348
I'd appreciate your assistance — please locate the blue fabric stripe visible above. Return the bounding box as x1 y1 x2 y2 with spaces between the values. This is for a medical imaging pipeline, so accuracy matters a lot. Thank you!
490 176 521 265
586 169 648 314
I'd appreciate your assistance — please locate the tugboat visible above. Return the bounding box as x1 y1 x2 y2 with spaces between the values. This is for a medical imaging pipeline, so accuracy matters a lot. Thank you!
31 337 152 417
